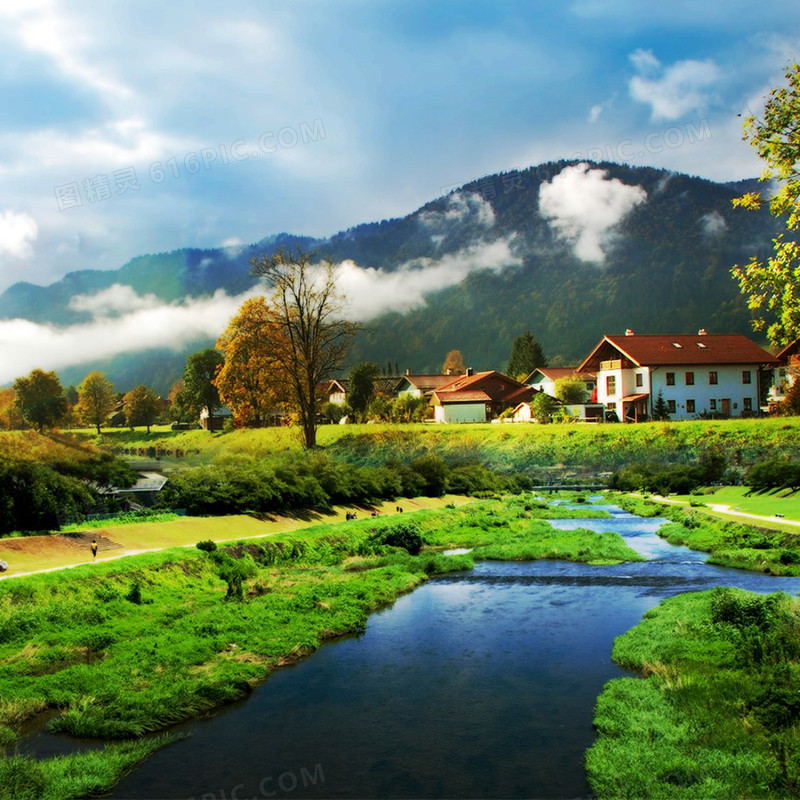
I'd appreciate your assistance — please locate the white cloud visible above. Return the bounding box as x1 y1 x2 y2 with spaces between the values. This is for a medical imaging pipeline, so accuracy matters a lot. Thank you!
334 239 519 320
67 283 162 317
418 191 495 235
629 49 720 120
538 163 647 262
0 287 261 384
699 210 727 237
0 210 38 259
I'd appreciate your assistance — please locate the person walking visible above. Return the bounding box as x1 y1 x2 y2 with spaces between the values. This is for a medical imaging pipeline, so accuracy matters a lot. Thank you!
91 539 98 561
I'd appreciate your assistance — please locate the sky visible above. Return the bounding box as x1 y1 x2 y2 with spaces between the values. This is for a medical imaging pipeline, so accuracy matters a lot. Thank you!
0 1 798 382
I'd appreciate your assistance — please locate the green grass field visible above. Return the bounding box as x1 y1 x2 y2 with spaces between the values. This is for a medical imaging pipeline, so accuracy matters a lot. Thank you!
672 485 800 521
60 416 800 475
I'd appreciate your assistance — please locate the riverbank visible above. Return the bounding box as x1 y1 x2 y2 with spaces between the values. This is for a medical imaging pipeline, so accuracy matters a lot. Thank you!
0 494 632 800
613 493 800 576
587 587 800 798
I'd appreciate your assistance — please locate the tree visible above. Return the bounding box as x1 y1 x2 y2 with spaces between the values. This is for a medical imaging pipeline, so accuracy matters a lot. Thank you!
215 297 289 427
783 373 800 415
653 390 670 421
183 349 224 427
167 380 196 425
250 248 356 449
0 389 25 431
76 372 116 434
348 362 381 421
731 62 800 346
554 376 587 405
124 385 161 433
13 369 68 431
442 349 465 375
531 391 556 422
507 331 547 380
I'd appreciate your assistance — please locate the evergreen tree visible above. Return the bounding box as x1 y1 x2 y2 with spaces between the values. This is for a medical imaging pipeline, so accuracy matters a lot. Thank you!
507 331 547 380
653 390 670 421
348 362 381 421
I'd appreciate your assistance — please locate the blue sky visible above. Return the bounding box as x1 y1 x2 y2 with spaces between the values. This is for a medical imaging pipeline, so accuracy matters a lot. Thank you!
0 0 798 294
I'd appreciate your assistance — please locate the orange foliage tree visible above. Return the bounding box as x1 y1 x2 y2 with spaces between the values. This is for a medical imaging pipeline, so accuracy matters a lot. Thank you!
215 296 291 427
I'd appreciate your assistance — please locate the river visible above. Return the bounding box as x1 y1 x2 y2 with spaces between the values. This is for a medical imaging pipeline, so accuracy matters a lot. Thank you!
26 504 800 799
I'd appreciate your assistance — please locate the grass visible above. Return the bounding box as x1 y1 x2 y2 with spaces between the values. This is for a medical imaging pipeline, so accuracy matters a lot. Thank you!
587 588 800 799
671 485 800 522
0 497 466 576
0 495 639 800
55 416 800 475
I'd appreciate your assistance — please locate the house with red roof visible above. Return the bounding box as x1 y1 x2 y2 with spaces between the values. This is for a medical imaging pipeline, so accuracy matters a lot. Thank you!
577 329 778 422
524 367 597 399
394 372 457 398
767 338 800 410
430 369 533 423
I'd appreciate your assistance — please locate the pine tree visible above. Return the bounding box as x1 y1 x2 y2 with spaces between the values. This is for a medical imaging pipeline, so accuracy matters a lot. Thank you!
507 331 547 380
653 390 670 421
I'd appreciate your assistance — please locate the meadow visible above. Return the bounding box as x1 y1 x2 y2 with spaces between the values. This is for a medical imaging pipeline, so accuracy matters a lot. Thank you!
0 495 636 800
587 588 800 799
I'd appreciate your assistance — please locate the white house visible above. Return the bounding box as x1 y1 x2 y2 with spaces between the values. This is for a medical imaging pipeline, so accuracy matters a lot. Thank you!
524 367 596 399
577 329 778 422
394 372 455 398
767 338 800 410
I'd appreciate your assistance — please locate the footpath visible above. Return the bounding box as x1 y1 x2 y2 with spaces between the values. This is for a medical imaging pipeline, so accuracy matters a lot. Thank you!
651 494 800 530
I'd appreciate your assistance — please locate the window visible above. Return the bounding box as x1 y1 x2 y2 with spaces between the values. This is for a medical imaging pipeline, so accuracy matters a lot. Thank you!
742 370 752 384
710 399 717 411
606 375 616 395
635 373 643 388
667 399 676 414
666 372 675 386
709 371 718 385
686 399 696 414
685 371 695 386
743 397 753 411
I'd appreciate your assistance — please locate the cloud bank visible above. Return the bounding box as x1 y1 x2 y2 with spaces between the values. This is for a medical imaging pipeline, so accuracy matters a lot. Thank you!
0 241 520 384
0 210 38 259
538 163 647 262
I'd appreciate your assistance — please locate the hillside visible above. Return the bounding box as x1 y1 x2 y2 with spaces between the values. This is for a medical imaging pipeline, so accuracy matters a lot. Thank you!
0 161 782 392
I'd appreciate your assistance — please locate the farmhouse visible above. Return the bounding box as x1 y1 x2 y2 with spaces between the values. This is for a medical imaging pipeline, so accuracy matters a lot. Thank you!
767 338 800 410
577 329 778 422
431 369 533 423
394 372 455 398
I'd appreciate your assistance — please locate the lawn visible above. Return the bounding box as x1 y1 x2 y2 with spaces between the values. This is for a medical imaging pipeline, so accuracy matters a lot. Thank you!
671 485 800 522
0 497 466 577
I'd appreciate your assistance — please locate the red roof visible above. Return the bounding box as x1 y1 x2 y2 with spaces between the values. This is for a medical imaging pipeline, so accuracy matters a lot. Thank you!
775 338 800 364
579 333 778 371
434 370 532 405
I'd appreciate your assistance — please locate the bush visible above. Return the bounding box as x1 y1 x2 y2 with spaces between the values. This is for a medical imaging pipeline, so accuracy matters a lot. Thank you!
196 540 218 552
746 458 800 492
125 581 143 605
368 521 424 555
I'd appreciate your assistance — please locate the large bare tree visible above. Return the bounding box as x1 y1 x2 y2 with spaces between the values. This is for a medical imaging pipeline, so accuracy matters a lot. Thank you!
251 249 356 448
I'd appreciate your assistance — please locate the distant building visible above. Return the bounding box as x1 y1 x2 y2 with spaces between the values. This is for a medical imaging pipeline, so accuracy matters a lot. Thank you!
394 372 457 398
767 338 800 410
431 369 533 423
199 405 233 431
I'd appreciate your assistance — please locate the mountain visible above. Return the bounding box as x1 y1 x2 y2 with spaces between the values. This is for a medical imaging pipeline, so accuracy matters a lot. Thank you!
0 161 782 393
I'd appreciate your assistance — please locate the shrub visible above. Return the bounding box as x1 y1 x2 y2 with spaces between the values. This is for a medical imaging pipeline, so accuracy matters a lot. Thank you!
196 540 218 552
125 581 143 605
369 521 424 555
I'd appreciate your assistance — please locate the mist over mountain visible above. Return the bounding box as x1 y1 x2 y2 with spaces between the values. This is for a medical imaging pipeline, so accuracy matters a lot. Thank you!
0 161 781 394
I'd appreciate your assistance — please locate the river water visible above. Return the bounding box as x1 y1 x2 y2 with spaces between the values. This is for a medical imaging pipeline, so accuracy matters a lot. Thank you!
29 505 800 799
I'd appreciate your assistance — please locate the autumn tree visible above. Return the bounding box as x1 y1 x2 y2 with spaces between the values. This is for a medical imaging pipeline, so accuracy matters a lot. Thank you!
167 380 196 425
0 389 24 430
13 369 68 431
732 62 800 346
124 385 161 433
215 296 290 427
442 349 465 375
183 349 224 427
250 249 356 448
507 331 547 380
76 371 116 434
348 362 381 421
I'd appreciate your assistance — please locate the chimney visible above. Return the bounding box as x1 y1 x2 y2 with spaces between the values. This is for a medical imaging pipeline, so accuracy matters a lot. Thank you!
625 328 635 336
406 368 410 375
698 328 707 336
466 367 474 377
